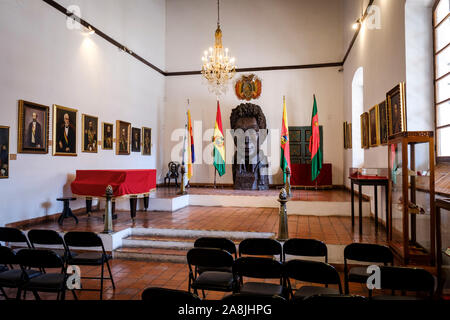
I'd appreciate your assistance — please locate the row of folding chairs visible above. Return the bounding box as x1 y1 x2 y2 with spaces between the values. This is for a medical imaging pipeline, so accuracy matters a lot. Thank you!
0 227 114 300
142 287 368 304
188 237 435 300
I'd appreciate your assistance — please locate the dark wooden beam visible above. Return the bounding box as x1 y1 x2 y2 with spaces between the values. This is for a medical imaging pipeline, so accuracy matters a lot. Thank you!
165 62 343 76
342 0 375 64
42 0 166 76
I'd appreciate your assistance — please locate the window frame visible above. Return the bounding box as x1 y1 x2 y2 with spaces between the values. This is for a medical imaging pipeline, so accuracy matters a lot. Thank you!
434 0 450 162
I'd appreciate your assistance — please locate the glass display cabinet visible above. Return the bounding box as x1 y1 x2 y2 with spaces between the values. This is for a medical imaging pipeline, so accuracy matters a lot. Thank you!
388 131 435 265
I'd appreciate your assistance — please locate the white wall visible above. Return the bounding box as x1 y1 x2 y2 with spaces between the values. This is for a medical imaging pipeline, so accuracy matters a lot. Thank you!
342 0 434 222
165 0 345 185
0 0 166 226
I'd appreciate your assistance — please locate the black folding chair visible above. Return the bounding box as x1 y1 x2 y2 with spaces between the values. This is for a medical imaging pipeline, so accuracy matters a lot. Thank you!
222 292 287 304
16 249 74 300
232 257 285 297
344 243 393 295
0 246 41 299
142 287 201 304
194 237 237 274
302 294 368 303
0 227 32 252
239 238 282 261
283 238 328 263
284 259 342 301
64 231 115 300
27 229 76 263
187 247 236 298
371 266 435 300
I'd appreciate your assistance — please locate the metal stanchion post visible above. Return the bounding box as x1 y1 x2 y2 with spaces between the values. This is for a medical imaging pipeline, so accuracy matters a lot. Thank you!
103 185 113 234
277 188 289 241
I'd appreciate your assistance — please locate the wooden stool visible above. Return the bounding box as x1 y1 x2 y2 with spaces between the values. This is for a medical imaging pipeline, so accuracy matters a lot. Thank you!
57 197 78 225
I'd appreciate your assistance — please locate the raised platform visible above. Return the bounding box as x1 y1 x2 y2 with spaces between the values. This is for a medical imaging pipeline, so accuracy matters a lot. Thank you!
148 187 371 216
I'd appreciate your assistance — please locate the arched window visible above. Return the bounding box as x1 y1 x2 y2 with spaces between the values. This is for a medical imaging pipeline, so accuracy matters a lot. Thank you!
434 0 450 160
352 67 364 167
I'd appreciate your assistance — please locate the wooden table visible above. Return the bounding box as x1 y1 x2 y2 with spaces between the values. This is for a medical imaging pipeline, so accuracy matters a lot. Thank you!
349 175 389 236
436 198 450 297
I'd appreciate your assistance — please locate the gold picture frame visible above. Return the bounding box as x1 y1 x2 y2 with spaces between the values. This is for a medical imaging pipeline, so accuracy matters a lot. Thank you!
369 104 380 147
116 120 131 155
18 100 49 154
142 127 152 155
0 126 9 179
360 112 369 149
52 104 77 156
81 114 98 153
387 82 407 137
102 122 114 150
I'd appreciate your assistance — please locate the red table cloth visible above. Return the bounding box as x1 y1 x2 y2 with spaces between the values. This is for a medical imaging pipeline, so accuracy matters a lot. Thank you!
71 169 156 197
290 163 332 187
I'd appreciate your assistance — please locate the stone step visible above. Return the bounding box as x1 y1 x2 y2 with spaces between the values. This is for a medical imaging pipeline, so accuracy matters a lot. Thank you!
114 246 188 263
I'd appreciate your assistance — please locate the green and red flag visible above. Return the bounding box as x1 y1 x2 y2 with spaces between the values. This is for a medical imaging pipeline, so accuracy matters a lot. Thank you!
213 100 226 176
309 95 322 181
280 96 291 183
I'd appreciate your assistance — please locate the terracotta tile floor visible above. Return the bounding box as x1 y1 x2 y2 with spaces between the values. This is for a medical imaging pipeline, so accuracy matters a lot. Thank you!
1 259 374 301
1 188 394 300
16 206 386 245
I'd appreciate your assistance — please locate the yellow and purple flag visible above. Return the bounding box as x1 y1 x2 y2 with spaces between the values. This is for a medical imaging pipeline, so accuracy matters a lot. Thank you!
280 96 291 183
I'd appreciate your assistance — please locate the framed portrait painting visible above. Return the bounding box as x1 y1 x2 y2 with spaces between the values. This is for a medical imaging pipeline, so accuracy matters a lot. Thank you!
343 122 348 149
18 100 49 154
360 112 369 149
142 127 151 156
53 104 77 156
82 114 98 153
102 122 114 150
378 100 388 145
387 82 407 137
369 104 380 147
0 126 9 179
347 122 352 149
116 120 131 155
131 127 141 152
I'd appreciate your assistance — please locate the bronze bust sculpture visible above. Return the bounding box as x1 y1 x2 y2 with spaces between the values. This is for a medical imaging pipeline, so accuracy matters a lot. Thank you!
230 103 269 190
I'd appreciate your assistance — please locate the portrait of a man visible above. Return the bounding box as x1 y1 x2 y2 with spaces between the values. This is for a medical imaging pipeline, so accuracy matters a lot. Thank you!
142 127 151 155
378 100 388 144
102 123 113 150
131 127 141 152
0 126 9 179
18 100 49 154
369 105 379 147
82 114 98 153
360 112 369 149
53 105 77 156
116 120 130 155
387 82 406 136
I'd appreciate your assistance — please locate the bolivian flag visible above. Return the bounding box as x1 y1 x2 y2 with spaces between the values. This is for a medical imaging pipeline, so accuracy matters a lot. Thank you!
213 100 225 176
309 95 322 181
280 97 291 183
187 110 195 180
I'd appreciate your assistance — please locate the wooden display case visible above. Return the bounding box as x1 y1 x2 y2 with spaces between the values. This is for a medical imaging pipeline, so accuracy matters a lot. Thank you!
388 131 435 265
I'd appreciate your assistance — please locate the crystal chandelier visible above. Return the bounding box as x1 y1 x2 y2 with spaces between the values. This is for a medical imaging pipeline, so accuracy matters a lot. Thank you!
201 0 236 97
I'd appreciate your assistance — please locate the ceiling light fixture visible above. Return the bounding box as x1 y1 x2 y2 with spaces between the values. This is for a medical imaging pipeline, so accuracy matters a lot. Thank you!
201 0 236 97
